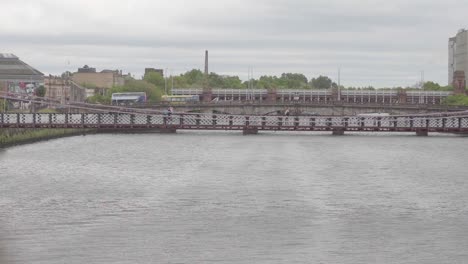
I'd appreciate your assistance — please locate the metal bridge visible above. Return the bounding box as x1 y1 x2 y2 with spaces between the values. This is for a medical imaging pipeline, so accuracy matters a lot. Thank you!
2 111 468 136
173 88 454 105
1 90 468 136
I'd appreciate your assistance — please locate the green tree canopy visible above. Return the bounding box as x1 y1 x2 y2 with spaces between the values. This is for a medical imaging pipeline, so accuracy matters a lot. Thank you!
35 85 46 97
310 76 336 89
144 72 165 89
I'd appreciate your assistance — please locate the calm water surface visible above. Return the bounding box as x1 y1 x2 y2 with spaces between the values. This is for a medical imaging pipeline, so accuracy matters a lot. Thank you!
1 132 468 263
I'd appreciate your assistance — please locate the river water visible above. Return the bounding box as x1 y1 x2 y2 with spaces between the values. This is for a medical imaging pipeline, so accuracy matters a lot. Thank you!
0 132 468 263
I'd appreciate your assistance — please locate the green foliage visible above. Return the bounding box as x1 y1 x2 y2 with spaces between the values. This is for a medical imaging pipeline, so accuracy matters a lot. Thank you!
256 75 280 89
183 69 205 86
37 108 58 113
206 73 244 88
423 81 453 91
443 95 468 106
279 73 309 89
144 72 165 88
0 99 8 112
0 128 85 147
86 79 163 104
86 94 111 104
310 76 337 89
36 85 46 97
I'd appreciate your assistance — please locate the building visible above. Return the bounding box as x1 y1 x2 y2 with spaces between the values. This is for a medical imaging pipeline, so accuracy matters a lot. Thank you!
144 68 164 78
449 29 468 85
71 65 126 96
0 53 44 94
44 75 87 103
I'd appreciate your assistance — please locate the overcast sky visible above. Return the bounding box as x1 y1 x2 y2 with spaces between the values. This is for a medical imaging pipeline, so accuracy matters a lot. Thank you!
1 0 466 87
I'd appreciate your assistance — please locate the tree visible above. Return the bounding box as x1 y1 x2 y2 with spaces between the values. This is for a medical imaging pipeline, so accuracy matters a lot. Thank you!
144 72 165 89
280 73 308 89
444 94 468 106
35 85 46 97
183 69 205 86
310 76 335 89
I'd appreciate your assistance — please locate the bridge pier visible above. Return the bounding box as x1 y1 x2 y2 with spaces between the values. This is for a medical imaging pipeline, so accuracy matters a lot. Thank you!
243 128 258 135
416 130 428 137
332 128 345 136
159 128 177 134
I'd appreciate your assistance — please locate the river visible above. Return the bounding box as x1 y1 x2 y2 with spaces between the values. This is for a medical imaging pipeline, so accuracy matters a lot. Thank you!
1 132 468 263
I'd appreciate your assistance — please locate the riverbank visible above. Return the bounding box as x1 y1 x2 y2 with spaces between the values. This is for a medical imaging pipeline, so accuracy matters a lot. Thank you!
0 128 93 148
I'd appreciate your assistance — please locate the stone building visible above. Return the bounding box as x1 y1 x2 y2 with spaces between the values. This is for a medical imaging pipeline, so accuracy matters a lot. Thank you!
0 53 44 94
71 65 126 96
44 75 87 103
144 68 164 78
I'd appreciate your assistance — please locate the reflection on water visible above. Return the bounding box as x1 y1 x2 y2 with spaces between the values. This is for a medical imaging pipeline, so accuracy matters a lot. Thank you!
1 132 468 263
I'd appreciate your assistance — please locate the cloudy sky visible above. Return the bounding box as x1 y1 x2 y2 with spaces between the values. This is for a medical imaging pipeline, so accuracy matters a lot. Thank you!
1 0 466 87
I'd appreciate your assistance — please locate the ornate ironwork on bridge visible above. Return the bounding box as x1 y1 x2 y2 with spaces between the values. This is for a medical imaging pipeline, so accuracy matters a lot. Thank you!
1 112 468 136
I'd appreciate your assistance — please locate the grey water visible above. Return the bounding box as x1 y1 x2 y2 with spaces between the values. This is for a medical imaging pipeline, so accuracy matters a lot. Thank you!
1 132 468 264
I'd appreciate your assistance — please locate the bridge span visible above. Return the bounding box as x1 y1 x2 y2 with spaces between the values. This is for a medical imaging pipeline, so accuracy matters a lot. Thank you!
131 102 468 116
2 111 468 136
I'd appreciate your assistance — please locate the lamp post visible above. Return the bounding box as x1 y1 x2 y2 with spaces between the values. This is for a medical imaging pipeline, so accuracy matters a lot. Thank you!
164 67 168 95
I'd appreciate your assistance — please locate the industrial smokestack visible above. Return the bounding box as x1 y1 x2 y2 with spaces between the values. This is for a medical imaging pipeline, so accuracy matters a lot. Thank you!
204 50 209 75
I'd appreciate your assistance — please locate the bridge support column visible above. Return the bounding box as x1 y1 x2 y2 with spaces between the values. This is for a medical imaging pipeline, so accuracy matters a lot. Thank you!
416 130 428 137
243 128 258 135
332 128 345 136
159 128 177 134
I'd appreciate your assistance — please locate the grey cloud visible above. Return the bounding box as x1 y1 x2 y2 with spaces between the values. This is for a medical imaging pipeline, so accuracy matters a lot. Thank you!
1 0 466 87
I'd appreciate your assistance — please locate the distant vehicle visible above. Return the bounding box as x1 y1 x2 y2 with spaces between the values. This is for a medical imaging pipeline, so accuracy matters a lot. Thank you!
111 92 147 105
161 95 200 104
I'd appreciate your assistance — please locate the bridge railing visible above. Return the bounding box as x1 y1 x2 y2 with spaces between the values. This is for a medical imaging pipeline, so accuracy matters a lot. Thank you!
2 112 468 133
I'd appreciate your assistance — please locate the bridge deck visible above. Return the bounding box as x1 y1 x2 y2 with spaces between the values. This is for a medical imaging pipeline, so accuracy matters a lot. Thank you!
1 113 468 134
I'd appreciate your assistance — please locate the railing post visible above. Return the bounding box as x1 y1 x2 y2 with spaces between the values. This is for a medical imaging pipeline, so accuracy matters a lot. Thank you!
294 117 299 128
17 113 20 128
327 117 332 128
97 113 102 127
261 116 266 127
360 117 365 129
212 115 217 126
65 113 69 126
179 114 184 126
426 118 430 130
409 117 414 129
49 113 52 126
377 117 381 128
245 116 250 126
394 117 398 129
196 114 201 126
459 118 462 130
310 118 315 128
81 113 85 128
113 113 118 128
147 115 151 127
0 113 3 128
32 113 36 127
442 118 446 130
130 114 135 126
278 117 283 127
344 117 349 128
229 115 233 126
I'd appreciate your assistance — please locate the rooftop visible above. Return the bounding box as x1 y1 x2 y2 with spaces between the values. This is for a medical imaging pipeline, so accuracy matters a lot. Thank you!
0 53 43 79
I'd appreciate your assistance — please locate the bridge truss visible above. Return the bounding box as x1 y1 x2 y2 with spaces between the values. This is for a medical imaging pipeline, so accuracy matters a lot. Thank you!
1 112 468 135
